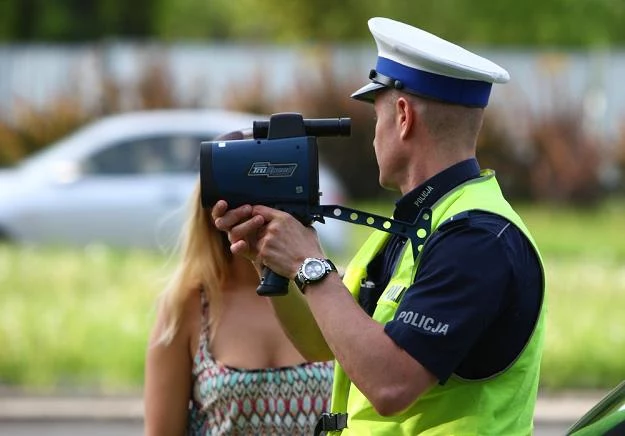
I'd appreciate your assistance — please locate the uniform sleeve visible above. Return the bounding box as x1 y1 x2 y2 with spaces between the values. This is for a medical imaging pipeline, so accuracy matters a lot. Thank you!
383 216 513 384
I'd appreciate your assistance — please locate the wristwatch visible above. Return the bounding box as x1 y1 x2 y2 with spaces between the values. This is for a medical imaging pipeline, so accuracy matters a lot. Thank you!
294 258 337 293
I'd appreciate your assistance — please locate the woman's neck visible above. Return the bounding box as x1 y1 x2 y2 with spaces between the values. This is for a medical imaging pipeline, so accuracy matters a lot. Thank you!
223 256 260 289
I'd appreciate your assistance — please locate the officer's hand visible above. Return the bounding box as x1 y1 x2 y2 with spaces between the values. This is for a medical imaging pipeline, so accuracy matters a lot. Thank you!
252 205 324 279
212 200 266 260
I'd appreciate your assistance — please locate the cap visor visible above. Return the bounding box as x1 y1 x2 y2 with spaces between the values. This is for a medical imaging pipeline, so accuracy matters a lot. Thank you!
350 82 386 103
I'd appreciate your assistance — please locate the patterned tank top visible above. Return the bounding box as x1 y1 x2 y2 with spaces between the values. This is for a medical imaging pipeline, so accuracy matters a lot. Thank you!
187 291 333 435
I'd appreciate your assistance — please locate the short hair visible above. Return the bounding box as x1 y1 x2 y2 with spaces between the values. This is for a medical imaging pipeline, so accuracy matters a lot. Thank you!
391 90 484 150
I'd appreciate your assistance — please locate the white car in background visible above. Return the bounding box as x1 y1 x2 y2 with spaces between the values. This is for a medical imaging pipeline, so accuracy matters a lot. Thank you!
0 109 350 255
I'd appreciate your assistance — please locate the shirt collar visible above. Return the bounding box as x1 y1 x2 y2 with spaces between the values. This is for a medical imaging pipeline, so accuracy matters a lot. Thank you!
393 158 481 223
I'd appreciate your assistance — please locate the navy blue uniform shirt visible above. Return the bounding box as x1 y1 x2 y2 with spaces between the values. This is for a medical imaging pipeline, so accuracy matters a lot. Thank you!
359 159 543 384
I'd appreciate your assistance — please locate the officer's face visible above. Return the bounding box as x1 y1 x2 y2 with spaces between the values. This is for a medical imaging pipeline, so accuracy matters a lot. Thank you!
373 91 402 191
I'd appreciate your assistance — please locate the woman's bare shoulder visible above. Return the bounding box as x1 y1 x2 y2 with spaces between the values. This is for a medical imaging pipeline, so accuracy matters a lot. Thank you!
150 286 203 347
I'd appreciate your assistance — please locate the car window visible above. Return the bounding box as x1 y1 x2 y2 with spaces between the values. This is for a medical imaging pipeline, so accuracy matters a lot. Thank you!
83 136 203 175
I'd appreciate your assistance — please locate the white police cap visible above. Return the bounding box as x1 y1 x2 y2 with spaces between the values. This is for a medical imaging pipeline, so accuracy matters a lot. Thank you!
351 17 510 107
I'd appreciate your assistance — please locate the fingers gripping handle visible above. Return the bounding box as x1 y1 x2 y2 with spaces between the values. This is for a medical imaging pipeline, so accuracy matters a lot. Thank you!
257 267 290 296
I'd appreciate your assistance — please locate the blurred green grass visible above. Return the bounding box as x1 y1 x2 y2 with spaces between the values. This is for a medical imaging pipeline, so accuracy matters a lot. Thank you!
1 200 624 392
0 246 171 393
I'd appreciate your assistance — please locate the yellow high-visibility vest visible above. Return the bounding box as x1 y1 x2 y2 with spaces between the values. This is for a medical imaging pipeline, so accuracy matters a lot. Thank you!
330 170 546 436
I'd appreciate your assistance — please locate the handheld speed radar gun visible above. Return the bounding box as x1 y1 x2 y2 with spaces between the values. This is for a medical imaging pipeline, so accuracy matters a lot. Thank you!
200 112 433 297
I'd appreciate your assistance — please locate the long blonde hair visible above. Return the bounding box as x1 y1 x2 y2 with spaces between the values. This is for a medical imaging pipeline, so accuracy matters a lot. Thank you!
156 180 231 345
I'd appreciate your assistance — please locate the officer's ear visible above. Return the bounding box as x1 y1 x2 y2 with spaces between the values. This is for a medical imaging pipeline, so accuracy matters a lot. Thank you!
395 95 416 140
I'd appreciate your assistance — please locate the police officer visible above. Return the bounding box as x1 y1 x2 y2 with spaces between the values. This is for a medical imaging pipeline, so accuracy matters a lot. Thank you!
213 17 545 435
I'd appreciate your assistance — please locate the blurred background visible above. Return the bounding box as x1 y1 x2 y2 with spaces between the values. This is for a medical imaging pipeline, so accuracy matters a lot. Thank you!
0 0 624 414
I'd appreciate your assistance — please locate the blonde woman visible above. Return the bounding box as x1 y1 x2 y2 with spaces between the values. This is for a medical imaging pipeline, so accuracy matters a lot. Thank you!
144 177 333 435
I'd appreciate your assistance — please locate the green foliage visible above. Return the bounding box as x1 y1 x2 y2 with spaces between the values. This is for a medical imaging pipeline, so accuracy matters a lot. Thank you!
539 257 625 389
155 0 226 40
0 0 160 41
0 245 166 390
1 201 625 391
1 0 625 46
516 200 625 259
177 0 625 47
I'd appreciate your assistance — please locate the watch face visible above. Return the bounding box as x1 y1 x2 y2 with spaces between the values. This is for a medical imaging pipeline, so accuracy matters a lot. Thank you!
303 259 326 280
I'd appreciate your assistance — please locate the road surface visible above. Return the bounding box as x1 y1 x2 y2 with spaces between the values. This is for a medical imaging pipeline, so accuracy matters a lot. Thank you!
0 419 576 435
